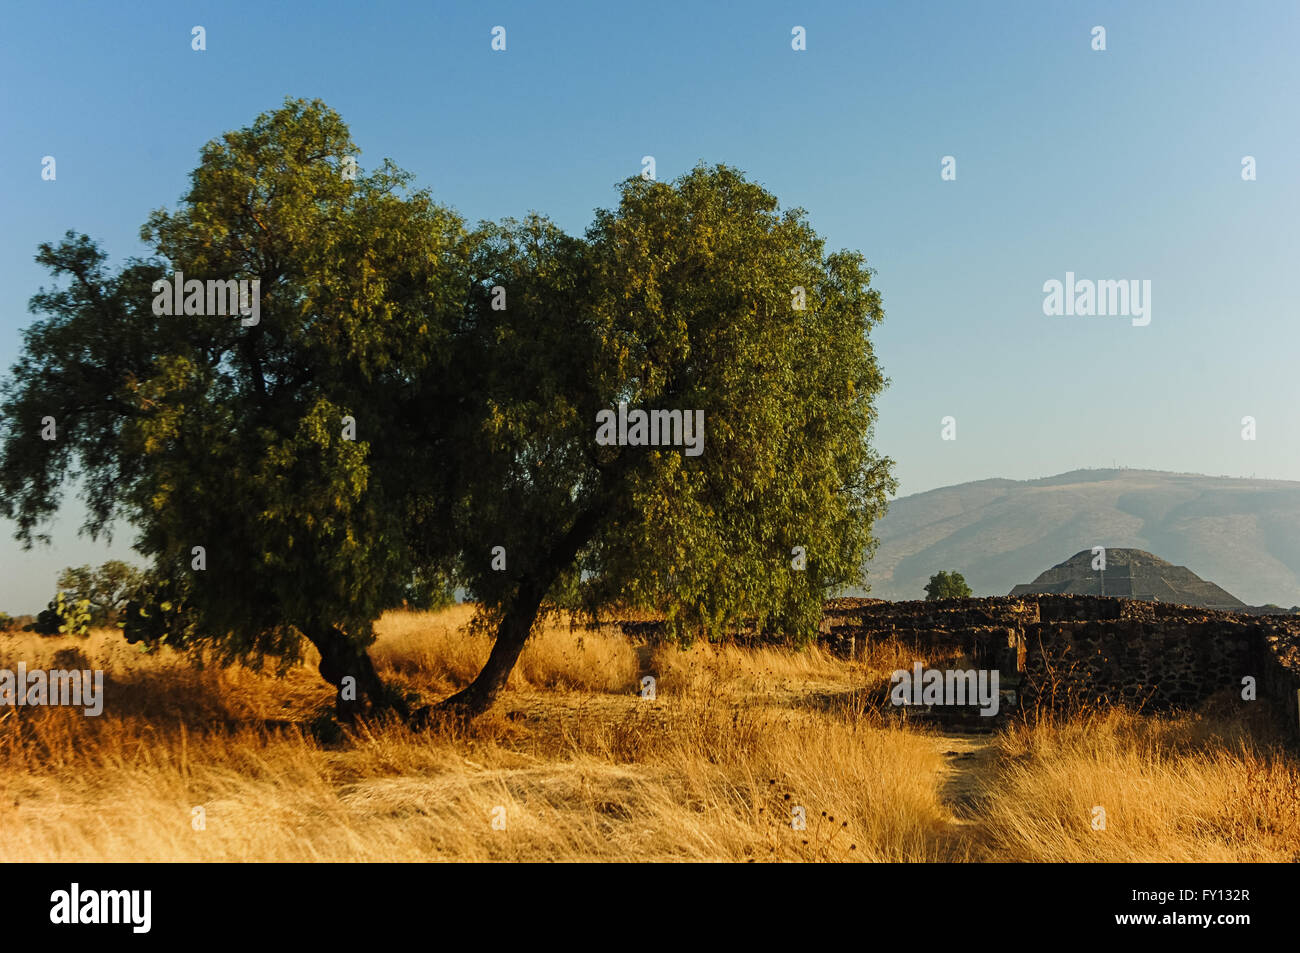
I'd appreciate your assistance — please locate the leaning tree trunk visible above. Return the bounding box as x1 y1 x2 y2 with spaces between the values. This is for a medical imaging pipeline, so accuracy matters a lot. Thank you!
435 576 550 716
305 624 409 723
436 505 607 718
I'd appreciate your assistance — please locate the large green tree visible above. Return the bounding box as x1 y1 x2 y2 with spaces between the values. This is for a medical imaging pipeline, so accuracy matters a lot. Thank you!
1 99 895 721
430 167 896 713
0 99 468 719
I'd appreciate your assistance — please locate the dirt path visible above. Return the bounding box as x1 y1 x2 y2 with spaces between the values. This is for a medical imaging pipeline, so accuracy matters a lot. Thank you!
929 732 999 854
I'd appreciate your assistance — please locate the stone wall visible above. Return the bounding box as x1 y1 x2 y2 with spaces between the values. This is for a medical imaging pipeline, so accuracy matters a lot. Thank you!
1021 617 1256 708
818 594 1300 738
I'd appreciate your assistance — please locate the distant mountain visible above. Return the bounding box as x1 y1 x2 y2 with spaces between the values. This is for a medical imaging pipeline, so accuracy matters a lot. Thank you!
859 469 1300 607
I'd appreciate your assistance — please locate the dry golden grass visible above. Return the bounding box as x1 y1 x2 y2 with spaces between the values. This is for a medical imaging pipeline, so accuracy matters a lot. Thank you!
372 606 641 695
976 710 1300 862
0 608 1295 862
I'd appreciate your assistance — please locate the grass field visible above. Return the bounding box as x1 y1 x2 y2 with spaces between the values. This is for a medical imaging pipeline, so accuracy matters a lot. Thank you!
1 606 1297 862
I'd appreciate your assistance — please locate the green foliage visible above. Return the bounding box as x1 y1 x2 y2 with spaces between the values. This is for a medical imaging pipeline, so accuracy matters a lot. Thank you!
398 570 458 612
585 168 896 642
440 167 895 650
0 98 464 675
56 560 146 625
0 99 896 709
118 572 197 651
924 571 972 601
0 612 13 632
25 591 93 636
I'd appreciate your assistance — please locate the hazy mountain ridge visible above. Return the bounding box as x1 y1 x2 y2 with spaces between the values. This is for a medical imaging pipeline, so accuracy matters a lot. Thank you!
861 469 1300 607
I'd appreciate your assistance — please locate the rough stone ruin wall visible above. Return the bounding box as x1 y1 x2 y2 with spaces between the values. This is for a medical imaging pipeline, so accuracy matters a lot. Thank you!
820 594 1300 738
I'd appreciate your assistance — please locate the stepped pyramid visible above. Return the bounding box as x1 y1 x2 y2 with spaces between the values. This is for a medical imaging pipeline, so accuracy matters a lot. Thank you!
1008 549 1246 610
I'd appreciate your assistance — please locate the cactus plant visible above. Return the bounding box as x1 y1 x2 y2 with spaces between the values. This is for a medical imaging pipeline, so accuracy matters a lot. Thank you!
24 591 93 637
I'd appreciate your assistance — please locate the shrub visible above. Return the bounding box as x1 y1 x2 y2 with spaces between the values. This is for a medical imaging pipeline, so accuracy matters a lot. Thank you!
24 592 93 637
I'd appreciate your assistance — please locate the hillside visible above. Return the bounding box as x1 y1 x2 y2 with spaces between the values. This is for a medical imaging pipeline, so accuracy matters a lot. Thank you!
859 469 1300 607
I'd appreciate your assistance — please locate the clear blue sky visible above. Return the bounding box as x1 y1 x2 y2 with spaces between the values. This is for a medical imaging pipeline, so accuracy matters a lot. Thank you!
2 1 1298 611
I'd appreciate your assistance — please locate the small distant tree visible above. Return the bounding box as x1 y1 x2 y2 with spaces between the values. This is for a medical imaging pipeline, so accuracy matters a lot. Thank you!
924 570 971 601
0 612 14 633
56 560 146 625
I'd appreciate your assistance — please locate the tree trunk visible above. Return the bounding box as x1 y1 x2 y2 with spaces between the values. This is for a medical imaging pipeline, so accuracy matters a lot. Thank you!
435 576 548 716
435 504 607 719
305 624 409 723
